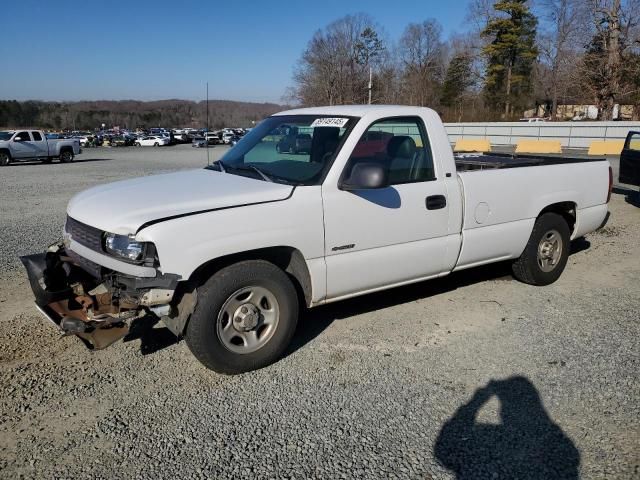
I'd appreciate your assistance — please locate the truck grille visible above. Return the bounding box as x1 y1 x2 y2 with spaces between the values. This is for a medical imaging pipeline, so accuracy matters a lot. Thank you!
66 247 102 278
65 216 103 252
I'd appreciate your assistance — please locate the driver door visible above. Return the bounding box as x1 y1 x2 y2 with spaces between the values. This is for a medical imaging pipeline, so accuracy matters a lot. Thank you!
322 117 451 300
11 131 34 158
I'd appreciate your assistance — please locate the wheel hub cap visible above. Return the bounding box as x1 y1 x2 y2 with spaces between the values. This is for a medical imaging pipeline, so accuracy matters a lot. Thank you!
217 286 280 354
233 304 259 331
537 229 563 273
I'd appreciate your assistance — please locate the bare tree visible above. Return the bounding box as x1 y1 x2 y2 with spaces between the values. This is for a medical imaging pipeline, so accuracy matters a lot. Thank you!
398 19 447 106
581 0 640 119
291 14 386 106
538 0 589 119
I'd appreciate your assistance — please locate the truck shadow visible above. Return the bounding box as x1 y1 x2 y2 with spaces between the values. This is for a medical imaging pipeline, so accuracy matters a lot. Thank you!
613 186 640 207
124 316 179 355
433 376 580 479
287 238 591 356
121 238 591 358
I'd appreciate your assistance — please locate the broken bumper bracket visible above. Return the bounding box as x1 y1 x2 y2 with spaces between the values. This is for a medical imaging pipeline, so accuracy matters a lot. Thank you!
20 251 131 350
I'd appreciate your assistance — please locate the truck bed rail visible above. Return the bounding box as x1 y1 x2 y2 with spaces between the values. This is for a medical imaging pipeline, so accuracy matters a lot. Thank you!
454 152 606 171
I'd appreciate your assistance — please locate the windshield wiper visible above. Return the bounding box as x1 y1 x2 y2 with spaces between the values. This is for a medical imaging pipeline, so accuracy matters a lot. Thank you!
234 164 274 182
216 160 227 172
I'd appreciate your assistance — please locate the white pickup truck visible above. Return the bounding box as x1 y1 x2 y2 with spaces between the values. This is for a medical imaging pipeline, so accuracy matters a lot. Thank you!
22 106 611 374
0 130 81 165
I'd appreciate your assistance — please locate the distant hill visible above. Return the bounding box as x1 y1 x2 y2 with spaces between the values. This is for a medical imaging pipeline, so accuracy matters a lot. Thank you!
0 99 287 130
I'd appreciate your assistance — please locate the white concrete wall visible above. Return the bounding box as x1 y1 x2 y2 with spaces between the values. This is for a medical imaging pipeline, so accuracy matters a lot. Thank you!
444 121 640 148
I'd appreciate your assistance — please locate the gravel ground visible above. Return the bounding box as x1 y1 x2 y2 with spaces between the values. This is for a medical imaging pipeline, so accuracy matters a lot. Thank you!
0 145 638 479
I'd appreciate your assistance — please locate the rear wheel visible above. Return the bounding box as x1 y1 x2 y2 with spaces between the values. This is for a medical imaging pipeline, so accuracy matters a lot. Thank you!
512 212 571 286
0 152 11 166
154 142 159 147
59 150 74 163
185 260 299 374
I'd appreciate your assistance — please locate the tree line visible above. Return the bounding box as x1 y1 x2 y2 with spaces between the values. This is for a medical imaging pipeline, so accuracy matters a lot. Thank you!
0 99 283 130
288 0 640 121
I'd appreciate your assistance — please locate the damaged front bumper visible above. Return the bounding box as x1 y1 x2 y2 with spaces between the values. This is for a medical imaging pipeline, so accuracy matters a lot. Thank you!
21 243 193 350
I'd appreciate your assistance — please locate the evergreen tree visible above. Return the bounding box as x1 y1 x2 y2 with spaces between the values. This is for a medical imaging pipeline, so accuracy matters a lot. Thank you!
482 0 538 117
441 53 474 107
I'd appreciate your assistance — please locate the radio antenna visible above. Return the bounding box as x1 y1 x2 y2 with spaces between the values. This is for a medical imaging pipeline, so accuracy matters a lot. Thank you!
206 82 210 166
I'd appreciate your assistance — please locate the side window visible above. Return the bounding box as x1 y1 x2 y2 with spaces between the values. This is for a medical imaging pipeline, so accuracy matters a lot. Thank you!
627 132 640 151
32 131 43 141
346 117 435 185
16 131 31 141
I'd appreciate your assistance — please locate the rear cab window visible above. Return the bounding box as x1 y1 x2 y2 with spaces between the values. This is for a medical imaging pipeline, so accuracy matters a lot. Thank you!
31 131 43 141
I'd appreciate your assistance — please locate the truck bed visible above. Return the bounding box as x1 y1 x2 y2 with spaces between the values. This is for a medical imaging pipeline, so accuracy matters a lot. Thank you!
454 152 605 171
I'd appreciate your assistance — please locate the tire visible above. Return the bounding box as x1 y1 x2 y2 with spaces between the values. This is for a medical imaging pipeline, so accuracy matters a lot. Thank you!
59 150 74 163
154 142 159 147
135 142 141 147
185 260 299 374
512 212 571 286
0 151 11 166
275 143 281 153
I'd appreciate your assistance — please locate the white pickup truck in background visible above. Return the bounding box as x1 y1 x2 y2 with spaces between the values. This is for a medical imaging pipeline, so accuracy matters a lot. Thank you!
0 130 81 166
21 106 612 374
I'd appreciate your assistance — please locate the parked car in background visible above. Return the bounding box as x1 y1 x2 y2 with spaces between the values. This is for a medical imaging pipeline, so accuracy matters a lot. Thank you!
222 132 235 144
205 133 221 145
0 130 81 165
72 134 93 147
276 130 312 154
192 136 207 148
173 131 190 143
229 135 242 146
109 135 129 147
135 135 170 147
519 118 548 123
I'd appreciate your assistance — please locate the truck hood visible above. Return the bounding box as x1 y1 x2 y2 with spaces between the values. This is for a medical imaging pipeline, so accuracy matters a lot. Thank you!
67 169 293 234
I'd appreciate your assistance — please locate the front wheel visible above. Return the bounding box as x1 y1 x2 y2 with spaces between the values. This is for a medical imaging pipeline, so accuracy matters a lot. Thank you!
185 260 299 374
59 150 74 163
154 142 159 147
0 152 11 166
512 212 571 286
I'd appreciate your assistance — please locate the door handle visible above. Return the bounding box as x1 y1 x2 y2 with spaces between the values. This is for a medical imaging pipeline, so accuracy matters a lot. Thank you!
426 195 447 210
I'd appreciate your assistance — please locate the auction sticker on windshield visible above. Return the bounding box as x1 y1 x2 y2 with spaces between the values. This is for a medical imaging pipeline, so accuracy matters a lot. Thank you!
311 118 349 128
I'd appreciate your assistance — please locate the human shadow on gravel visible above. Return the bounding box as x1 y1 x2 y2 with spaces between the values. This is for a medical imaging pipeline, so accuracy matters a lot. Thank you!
287 238 591 357
434 376 580 480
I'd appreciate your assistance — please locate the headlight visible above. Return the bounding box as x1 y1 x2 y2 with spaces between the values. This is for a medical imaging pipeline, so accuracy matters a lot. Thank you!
104 233 146 262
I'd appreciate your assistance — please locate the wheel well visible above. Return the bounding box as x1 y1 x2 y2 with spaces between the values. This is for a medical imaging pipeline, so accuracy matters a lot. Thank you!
538 202 576 234
0 148 11 158
189 246 312 308
60 146 72 154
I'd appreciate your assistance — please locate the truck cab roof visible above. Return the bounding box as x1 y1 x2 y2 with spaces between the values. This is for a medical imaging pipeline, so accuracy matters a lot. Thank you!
274 105 438 118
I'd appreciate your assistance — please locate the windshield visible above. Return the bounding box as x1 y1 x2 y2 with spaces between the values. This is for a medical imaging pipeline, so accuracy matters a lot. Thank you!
0 131 15 141
207 115 357 185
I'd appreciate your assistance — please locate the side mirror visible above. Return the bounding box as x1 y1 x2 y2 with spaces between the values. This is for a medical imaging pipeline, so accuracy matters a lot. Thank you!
340 163 389 190
13 137 23 142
